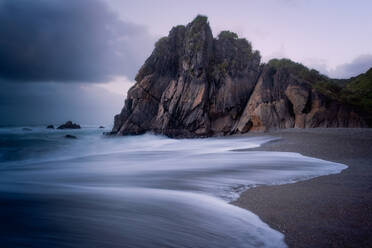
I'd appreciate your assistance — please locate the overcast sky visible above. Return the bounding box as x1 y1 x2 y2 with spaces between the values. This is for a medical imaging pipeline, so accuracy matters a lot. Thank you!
1 0 371 126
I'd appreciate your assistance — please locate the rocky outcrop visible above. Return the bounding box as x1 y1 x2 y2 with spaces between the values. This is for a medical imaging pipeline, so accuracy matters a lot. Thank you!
57 121 81 130
112 16 367 137
233 65 364 133
64 134 77 139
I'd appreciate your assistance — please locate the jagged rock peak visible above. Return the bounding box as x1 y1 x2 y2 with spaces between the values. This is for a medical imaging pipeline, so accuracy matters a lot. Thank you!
111 16 367 137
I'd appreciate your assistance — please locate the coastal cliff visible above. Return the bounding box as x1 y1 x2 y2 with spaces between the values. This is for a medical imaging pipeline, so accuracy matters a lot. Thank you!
112 16 368 137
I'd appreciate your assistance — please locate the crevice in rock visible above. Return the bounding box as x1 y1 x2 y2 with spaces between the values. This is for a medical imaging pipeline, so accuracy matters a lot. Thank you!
302 90 312 114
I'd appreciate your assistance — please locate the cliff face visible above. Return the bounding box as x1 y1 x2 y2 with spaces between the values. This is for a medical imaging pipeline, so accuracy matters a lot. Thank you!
233 65 364 133
112 16 367 137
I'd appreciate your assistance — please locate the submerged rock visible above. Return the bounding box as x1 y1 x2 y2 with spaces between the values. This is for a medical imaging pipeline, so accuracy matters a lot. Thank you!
22 128 32 131
57 121 81 130
99 126 105 129
112 16 367 138
46 125 54 129
64 134 77 139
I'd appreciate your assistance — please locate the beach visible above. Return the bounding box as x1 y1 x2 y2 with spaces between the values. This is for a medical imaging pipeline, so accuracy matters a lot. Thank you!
233 128 372 248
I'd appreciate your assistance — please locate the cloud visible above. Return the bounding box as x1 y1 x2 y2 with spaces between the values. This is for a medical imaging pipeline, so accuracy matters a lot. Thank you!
301 55 372 79
96 76 135 96
301 57 330 76
0 0 154 83
0 80 124 126
262 44 287 62
329 54 372 79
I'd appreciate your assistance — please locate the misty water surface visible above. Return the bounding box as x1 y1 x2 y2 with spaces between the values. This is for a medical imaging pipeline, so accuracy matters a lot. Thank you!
0 127 347 248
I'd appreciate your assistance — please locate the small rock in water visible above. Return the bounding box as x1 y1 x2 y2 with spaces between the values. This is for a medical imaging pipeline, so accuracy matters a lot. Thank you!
57 121 81 129
22 128 32 131
46 125 54 129
99 126 105 129
65 134 77 139
103 131 116 136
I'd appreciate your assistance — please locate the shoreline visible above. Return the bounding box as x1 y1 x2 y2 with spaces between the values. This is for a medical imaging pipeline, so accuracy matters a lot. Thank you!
232 128 372 248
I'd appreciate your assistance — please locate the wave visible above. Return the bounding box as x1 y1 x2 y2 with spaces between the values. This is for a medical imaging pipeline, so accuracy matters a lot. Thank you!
0 129 347 248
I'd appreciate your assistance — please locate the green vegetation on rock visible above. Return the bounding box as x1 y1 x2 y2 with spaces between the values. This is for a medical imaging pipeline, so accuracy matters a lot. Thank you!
218 31 238 40
268 58 372 125
191 15 208 25
268 59 325 82
341 68 372 124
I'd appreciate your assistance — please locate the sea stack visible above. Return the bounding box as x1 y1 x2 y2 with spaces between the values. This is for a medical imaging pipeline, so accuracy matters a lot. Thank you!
112 16 367 137
57 121 81 130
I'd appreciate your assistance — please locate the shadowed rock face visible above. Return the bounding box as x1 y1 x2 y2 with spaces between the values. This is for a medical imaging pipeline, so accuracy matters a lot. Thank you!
112 16 367 137
233 66 365 133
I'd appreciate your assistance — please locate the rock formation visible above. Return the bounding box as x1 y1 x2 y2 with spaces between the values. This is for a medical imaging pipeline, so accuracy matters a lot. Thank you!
57 121 81 130
112 16 367 137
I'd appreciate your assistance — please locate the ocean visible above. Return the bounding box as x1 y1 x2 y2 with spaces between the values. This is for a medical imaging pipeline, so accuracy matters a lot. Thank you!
0 126 347 248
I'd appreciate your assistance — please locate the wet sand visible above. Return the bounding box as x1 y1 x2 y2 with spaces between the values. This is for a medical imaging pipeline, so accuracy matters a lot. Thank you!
233 128 372 248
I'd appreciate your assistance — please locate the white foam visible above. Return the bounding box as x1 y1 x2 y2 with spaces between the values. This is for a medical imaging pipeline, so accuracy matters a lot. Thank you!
0 131 348 248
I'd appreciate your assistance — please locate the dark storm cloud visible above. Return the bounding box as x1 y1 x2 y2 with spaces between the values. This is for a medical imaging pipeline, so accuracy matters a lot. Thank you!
0 0 153 83
0 79 124 125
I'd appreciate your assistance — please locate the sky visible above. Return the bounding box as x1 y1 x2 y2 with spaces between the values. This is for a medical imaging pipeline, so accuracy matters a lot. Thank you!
1 0 371 126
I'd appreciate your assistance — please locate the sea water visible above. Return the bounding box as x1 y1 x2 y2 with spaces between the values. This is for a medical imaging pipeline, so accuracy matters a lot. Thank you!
0 126 347 248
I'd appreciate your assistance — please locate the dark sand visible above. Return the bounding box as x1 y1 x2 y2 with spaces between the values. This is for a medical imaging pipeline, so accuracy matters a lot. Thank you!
233 128 372 248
